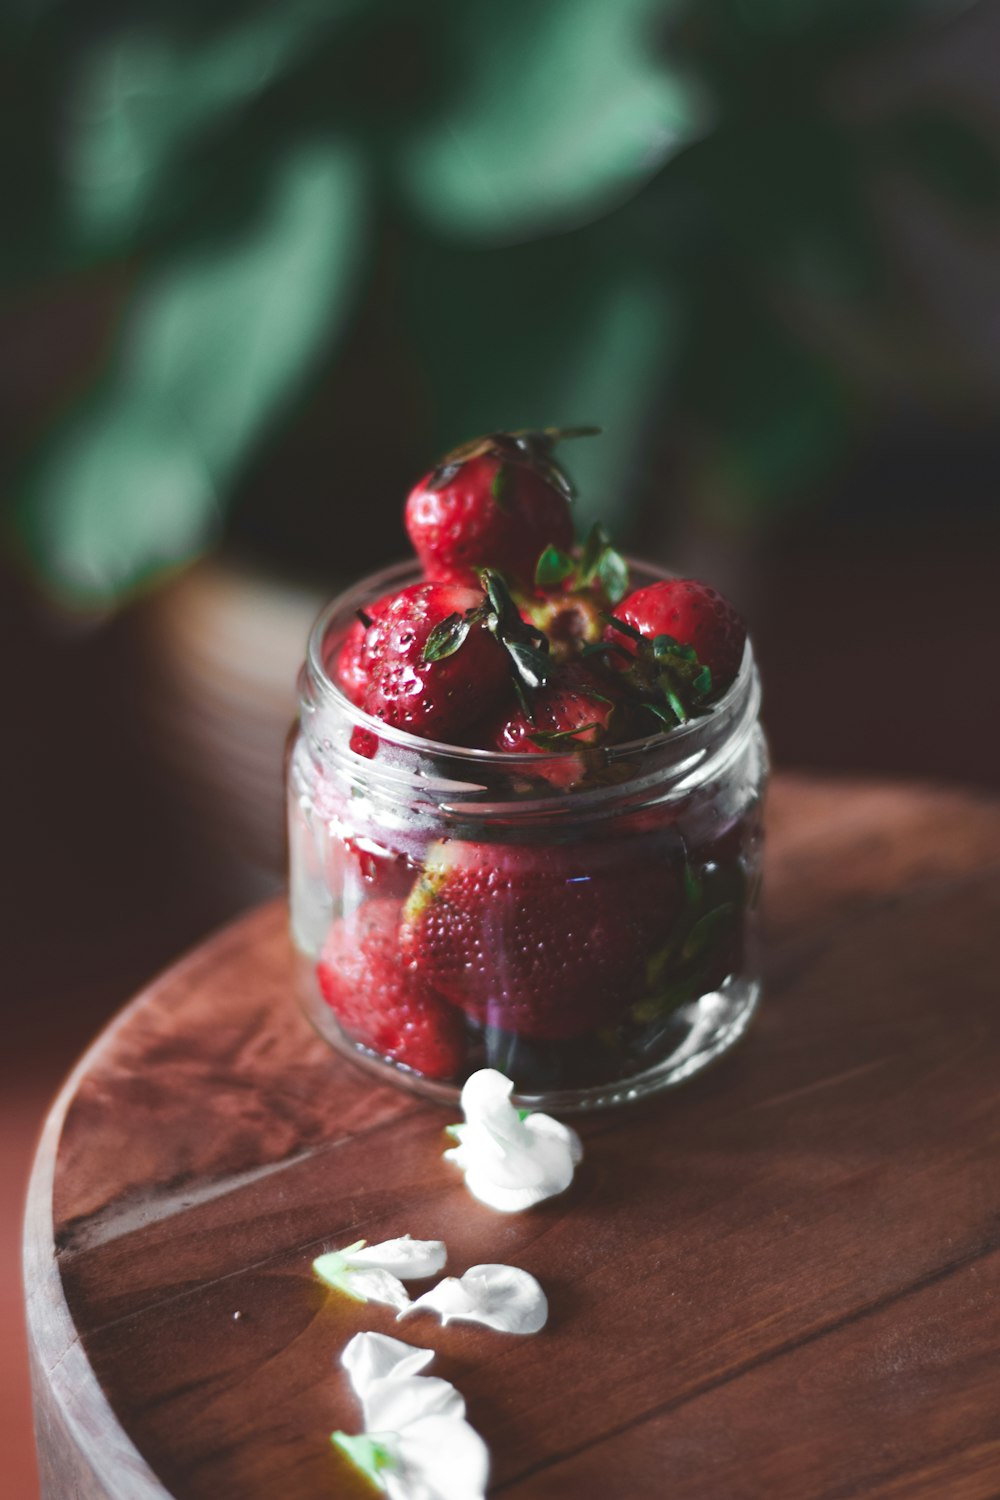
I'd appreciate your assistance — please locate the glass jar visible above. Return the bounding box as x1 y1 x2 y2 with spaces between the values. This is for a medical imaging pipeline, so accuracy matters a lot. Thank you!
288 559 767 1111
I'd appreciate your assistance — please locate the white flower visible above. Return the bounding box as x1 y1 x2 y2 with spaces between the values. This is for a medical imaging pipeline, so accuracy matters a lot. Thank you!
400 1263 548 1335
334 1331 490 1500
444 1069 583 1213
313 1236 447 1312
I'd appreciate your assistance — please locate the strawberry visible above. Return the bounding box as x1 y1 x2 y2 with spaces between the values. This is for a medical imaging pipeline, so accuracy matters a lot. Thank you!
316 899 466 1079
359 572 554 744
483 662 620 772
401 840 680 1040
359 580 512 741
405 429 594 591
333 592 395 705
605 579 746 695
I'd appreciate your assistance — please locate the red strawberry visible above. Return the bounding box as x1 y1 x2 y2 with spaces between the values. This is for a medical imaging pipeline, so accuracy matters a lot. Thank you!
605 579 746 694
316 899 465 1079
482 663 621 782
360 581 512 742
405 430 586 591
401 840 680 1040
334 592 395 705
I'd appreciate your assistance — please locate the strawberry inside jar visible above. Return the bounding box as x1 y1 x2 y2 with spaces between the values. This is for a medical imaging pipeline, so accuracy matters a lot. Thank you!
288 429 767 1109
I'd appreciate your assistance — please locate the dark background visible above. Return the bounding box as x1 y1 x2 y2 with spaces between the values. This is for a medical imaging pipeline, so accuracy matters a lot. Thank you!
4 2 999 1493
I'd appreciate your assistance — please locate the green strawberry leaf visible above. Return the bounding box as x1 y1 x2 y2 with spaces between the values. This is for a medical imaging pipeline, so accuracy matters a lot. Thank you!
653 634 695 662
681 903 737 965
535 544 576 588
580 522 610 579
603 612 644 643
504 639 552 691
528 722 602 750
632 973 703 1024
683 860 703 909
659 676 688 724
15 137 366 608
423 612 471 662
597 544 629 605
644 700 679 727
693 665 713 698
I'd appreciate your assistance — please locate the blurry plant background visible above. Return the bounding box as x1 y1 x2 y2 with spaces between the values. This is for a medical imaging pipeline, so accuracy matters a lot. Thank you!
4 0 1000 607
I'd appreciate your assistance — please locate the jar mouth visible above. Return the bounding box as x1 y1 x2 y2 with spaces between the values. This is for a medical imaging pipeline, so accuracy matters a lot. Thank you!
305 556 757 768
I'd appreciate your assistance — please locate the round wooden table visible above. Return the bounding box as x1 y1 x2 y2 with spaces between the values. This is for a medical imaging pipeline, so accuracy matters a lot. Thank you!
24 775 1000 1499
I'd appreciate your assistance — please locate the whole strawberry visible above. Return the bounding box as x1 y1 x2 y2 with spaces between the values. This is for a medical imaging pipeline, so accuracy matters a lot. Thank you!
405 429 593 591
401 840 680 1040
482 662 621 774
333 591 395 705
316 899 465 1079
605 579 746 694
360 581 511 741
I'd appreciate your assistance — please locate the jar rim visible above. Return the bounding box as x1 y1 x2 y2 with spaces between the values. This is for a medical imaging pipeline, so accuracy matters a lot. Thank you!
304 557 758 771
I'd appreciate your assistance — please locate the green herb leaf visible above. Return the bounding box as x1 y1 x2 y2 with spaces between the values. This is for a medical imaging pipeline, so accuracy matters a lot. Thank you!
423 612 471 661
534 544 575 588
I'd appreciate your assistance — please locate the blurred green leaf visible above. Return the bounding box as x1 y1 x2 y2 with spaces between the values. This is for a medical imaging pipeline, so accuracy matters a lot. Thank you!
680 301 853 511
65 2 360 253
398 0 699 241
15 138 366 606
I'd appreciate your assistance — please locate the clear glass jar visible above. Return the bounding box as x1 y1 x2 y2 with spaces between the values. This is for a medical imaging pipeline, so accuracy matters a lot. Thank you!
288 559 768 1111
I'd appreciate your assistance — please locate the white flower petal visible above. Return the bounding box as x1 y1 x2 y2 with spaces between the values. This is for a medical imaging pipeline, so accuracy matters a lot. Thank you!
444 1069 583 1212
402 1264 547 1335
458 1070 525 1147
351 1236 448 1280
339 1336 490 1500
388 1413 490 1500
364 1371 466 1433
524 1110 584 1165
342 1331 434 1398
344 1267 412 1312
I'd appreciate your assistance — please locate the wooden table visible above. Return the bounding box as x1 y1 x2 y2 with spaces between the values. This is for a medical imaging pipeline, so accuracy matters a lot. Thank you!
24 775 1000 1499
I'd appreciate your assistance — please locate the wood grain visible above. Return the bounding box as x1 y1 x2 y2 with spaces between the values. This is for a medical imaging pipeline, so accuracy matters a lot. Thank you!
24 775 1000 1499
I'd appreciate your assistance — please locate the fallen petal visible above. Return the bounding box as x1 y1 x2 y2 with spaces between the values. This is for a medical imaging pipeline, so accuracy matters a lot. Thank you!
342 1331 434 1398
343 1266 412 1312
445 1069 583 1213
388 1412 490 1500
402 1264 548 1335
350 1235 448 1281
364 1370 466 1433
